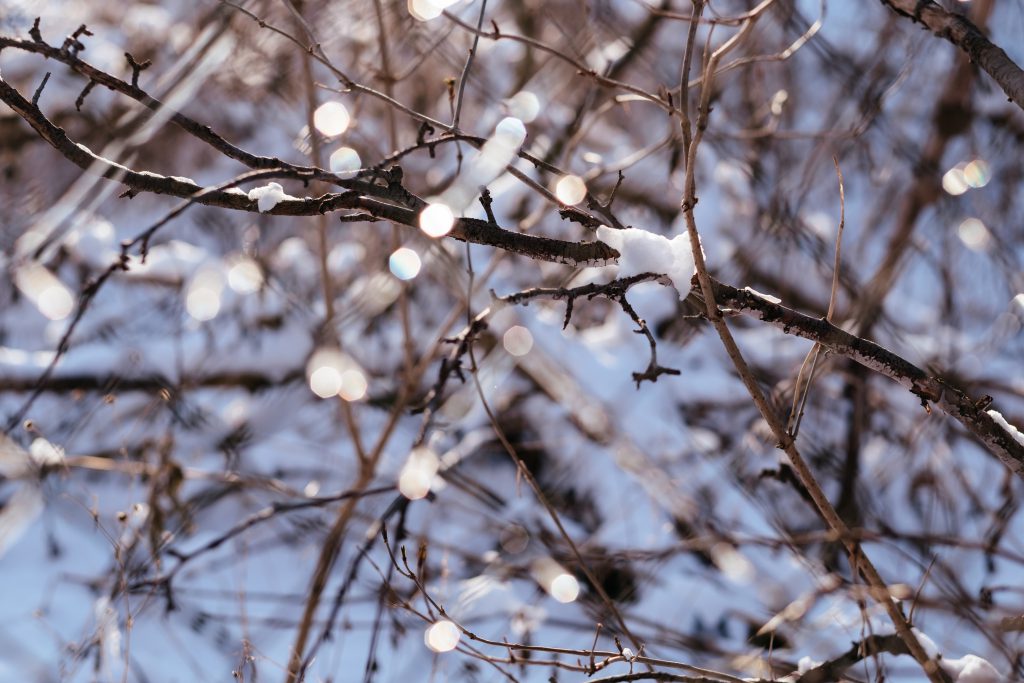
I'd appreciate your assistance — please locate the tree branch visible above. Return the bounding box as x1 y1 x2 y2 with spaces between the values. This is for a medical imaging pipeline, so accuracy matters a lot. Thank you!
709 277 1024 478
0 75 617 267
880 0 1024 112
794 634 908 683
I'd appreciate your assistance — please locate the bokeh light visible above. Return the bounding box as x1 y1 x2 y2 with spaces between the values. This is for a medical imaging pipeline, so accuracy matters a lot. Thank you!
424 620 461 652
309 366 343 399
549 573 580 603
398 447 440 500
942 165 968 196
963 159 991 188
37 285 74 321
339 369 368 401
555 175 587 205
420 202 455 237
531 557 580 603
227 257 263 293
186 289 220 321
306 347 368 401
186 267 225 322
330 147 361 178
13 263 74 321
943 159 991 195
494 116 527 144
389 247 421 280
504 91 541 123
957 217 991 251
313 101 351 137
499 523 529 554
503 326 534 356
408 0 445 21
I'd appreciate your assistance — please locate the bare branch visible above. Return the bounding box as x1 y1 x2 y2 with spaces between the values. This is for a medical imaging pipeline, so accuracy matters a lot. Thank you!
881 0 1024 111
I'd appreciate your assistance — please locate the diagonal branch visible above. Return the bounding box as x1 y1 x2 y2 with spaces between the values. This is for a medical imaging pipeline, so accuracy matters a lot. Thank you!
0 33 307 171
880 0 1024 112
708 278 1024 478
794 634 909 683
678 9 950 681
0 76 618 267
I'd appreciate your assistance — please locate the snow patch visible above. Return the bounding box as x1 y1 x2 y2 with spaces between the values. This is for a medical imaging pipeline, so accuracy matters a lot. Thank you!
912 628 941 659
29 438 64 466
743 286 782 304
987 409 1024 448
942 655 1001 682
247 182 296 212
912 629 1001 682
796 656 822 673
596 226 695 299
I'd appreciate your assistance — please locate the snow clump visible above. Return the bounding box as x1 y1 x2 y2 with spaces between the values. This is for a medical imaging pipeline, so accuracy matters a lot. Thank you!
247 182 296 212
987 409 1024 448
942 654 1001 682
597 225 695 300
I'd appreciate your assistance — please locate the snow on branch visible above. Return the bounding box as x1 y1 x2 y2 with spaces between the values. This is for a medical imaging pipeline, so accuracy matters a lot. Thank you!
0 74 617 267
709 278 1024 478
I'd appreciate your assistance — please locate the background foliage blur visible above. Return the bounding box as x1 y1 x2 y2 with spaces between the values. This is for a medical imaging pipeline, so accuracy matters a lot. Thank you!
1 1 1023 681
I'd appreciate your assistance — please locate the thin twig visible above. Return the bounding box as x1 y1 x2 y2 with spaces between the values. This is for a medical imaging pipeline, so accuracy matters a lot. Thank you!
678 13 951 683
31 71 50 106
787 156 845 437
826 156 845 322
465 323 651 664
452 0 487 130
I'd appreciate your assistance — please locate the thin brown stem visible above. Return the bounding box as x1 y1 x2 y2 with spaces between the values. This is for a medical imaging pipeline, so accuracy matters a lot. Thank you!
677 15 951 683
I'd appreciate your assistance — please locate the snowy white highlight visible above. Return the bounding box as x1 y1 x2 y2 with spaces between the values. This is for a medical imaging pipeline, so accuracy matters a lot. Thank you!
419 203 455 238
186 265 225 321
408 0 452 22
313 101 350 137
329 147 361 178
987 410 1024 448
398 447 440 500
424 620 460 652
247 182 296 212
909 629 1001 682
941 654 1001 682
227 257 263 294
504 91 541 123
597 226 696 299
531 557 580 603
503 326 534 357
13 263 74 321
29 438 65 466
743 286 782 304
389 247 422 280
438 117 527 212
555 174 587 205
306 347 368 401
